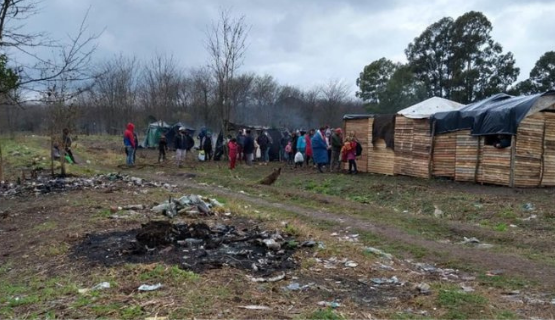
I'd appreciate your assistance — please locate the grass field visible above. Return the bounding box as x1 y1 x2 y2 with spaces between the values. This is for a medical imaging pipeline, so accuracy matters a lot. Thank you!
1 134 554 319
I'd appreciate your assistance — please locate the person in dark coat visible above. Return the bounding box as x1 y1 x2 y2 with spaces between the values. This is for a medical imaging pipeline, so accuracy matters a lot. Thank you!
158 135 168 163
203 133 213 161
311 127 329 173
257 131 271 165
243 129 255 166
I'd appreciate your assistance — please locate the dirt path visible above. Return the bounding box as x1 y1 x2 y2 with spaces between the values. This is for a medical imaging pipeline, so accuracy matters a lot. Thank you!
135 171 555 289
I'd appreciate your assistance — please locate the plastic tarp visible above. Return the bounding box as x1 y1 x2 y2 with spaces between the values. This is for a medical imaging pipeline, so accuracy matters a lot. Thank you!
397 97 464 119
343 114 373 120
431 91 555 136
142 121 171 148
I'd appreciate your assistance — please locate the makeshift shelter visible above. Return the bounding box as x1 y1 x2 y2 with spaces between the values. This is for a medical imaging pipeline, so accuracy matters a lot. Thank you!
394 97 465 178
431 91 555 187
141 121 171 148
165 122 196 150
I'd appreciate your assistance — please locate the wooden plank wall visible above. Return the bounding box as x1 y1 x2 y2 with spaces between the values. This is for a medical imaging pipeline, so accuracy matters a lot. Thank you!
368 139 395 175
513 113 544 187
411 119 432 178
476 139 512 186
394 116 413 176
432 132 458 178
541 112 555 186
344 118 371 172
454 131 479 182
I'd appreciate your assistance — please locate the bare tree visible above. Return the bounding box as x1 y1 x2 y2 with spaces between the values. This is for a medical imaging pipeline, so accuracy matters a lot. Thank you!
251 74 278 125
189 66 216 127
319 79 351 127
0 0 98 180
138 53 184 124
205 8 249 132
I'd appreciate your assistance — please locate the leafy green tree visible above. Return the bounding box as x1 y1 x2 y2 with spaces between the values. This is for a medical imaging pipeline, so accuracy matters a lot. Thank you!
530 51 555 92
450 11 519 103
406 11 518 104
405 17 455 99
356 58 396 104
376 65 428 113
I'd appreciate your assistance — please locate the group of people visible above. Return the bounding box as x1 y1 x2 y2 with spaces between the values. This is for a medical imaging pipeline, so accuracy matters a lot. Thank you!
122 122 361 175
225 126 360 174
278 127 360 174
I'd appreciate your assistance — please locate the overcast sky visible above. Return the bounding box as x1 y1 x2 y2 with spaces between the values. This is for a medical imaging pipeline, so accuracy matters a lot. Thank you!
13 0 555 97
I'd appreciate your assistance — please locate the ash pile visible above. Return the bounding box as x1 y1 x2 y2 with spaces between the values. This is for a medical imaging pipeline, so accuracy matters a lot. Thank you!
0 173 175 198
72 219 310 276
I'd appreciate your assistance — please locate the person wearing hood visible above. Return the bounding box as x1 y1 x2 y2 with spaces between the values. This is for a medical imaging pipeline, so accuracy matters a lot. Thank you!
311 127 329 173
123 123 136 166
330 128 343 172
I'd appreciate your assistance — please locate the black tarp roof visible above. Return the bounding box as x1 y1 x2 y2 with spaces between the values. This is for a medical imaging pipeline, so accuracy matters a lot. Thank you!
343 114 374 120
432 91 555 136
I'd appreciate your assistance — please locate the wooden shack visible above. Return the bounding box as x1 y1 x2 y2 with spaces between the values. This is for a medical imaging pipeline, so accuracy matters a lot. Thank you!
394 97 464 178
431 92 555 187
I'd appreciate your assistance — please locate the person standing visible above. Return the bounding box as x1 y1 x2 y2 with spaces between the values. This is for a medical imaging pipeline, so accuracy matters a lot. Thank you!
123 123 135 166
330 128 343 172
296 130 306 162
280 131 290 162
174 127 187 167
311 127 329 173
158 135 168 163
257 131 270 165
228 137 238 170
237 129 245 163
243 129 255 166
62 128 77 164
203 132 213 161
346 135 359 174
305 130 313 167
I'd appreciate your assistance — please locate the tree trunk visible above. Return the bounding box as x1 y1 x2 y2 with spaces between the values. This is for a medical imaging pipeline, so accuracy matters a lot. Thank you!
0 140 3 181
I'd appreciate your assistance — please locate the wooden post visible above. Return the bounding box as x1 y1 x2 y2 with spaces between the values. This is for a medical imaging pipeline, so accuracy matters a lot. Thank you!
509 135 517 188
474 136 481 183
428 120 436 179
539 118 547 187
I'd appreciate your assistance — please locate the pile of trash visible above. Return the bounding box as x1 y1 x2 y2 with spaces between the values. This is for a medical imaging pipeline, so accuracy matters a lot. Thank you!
151 195 226 218
0 173 175 198
72 219 312 276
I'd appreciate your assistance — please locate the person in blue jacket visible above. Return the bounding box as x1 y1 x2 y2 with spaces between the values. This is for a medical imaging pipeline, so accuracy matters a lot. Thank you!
311 127 329 173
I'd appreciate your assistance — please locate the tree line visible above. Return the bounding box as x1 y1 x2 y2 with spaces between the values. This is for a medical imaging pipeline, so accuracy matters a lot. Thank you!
356 11 555 114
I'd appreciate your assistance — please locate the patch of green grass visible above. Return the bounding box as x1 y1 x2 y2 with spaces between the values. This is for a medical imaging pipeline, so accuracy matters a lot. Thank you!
494 223 508 232
120 305 144 320
495 310 518 319
283 223 301 236
437 288 487 319
33 221 57 231
45 243 70 256
476 274 529 290
307 308 344 320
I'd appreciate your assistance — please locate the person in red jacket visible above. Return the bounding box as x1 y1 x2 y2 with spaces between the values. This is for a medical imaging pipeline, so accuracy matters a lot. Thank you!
123 123 135 166
305 129 314 167
228 138 238 170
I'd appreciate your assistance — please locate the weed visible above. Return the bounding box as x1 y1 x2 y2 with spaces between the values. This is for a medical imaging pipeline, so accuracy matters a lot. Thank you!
121 305 144 319
438 288 487 319
476 274 528 290
307 308 344 320
33 221 57 231
283 223 300 236
494 223 507 232
495 310 518 319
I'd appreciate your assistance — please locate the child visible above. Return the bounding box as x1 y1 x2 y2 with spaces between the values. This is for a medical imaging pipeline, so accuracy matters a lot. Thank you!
345 137 358 174
228 138 238 170
285 141 293 165
158 135 168 163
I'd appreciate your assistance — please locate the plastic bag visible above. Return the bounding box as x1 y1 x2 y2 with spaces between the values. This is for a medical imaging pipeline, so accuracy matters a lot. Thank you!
198 150 206 161
294 151 304 163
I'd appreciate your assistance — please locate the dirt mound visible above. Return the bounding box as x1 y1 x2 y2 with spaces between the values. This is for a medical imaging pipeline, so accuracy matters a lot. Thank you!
72 220 303 276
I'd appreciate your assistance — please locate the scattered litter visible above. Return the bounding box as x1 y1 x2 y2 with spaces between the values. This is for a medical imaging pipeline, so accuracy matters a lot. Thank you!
486 269 504 276
522 203 535 211
239 305 271 310
344 261 358 268
374 262 396 271
138 283 163 291
92 282 111 290
416 283 431 295
301 240 317 247
433 205 444 218
370 276 399 285
151 194 223 218
364 247 393 260
460 237 480 244
460 284 474 292
262 239 281 250
317 301 341 308
473 202 483 209
521 214 538 221
248 272 285 283
283 282 313 291
509 224 518 228
122 204 145 210
476 243 494 249
145 317 167 320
